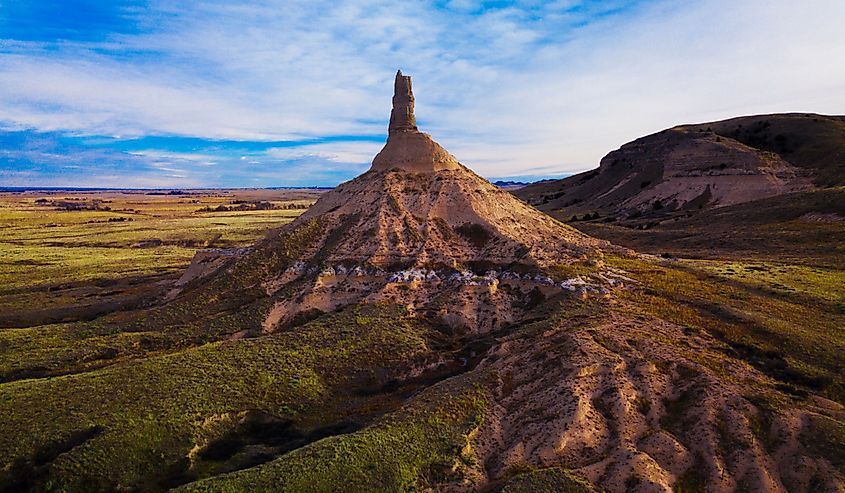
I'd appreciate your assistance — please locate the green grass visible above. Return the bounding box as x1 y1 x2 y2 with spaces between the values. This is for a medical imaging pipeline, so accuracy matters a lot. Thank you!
177 378 489 493
606 254 845 403
688 260 845 305
0 218 327 382
498 466 597 493
0 190 315 319
546 259 602 280
0 303 434 492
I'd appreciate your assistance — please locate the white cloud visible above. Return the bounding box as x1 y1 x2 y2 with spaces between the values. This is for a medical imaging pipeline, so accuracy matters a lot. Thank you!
266 141 385 164
0 168 204 188
127 150 219 166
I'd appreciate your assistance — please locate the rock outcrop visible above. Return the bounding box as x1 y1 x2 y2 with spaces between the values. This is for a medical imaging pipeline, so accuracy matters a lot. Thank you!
388 70 417 134
287 70 601 272
371 70 461 173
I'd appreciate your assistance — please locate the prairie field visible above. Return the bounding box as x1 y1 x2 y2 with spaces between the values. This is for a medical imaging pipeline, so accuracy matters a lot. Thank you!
0 189 323 327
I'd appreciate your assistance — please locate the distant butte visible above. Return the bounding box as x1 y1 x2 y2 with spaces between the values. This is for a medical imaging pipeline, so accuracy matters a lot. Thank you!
371 70 461 173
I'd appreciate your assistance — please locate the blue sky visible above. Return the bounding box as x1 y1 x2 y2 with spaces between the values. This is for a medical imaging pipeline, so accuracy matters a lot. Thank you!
1 0 844 188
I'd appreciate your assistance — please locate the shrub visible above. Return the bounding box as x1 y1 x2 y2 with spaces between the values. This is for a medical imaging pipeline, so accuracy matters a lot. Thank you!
455 223 491 248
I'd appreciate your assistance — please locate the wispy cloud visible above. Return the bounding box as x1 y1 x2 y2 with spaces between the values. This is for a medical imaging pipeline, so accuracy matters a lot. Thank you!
265 141 384 165
1 0 844 187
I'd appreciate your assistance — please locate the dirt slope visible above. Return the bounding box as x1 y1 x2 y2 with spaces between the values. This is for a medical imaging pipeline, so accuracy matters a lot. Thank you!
456 312 844 493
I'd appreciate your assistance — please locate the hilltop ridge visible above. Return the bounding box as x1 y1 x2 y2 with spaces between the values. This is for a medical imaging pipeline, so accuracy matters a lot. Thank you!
515 113 844 224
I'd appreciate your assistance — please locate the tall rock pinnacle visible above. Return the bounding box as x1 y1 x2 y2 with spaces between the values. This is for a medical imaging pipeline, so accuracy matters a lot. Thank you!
371 70 460 173
389 70 418 134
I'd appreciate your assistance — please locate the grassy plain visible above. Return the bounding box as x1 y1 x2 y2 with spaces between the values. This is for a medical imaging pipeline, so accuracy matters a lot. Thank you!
0 189 321 327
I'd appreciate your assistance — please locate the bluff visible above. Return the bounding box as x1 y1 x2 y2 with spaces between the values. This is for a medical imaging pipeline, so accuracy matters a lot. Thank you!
514 113 845 223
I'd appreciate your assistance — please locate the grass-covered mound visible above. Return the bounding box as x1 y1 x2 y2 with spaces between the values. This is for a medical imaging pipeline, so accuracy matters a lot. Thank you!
177 376 489 493
0 303 433 492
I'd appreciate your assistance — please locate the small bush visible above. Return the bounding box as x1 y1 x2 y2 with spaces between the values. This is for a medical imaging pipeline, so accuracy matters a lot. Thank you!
455 223 491 248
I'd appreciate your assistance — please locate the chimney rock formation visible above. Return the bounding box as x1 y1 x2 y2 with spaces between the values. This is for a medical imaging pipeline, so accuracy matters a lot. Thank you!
371 70 460 173
388 70 417 134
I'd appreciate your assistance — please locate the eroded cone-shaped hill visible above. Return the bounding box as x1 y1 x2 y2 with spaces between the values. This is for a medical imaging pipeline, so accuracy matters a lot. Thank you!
293 163 596 269
170 71 607 339
290 70 599 270
228 70 606 334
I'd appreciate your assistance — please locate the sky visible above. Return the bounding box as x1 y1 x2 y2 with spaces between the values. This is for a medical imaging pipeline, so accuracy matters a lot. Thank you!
1 0 844 188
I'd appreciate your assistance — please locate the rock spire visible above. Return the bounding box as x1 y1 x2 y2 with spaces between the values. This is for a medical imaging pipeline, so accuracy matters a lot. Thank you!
371 70 460 173
388 70 418 134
